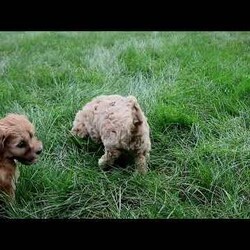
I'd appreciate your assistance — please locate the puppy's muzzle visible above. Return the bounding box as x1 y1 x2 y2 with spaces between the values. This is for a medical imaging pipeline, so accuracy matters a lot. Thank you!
18 142 43 165
35 146 43 155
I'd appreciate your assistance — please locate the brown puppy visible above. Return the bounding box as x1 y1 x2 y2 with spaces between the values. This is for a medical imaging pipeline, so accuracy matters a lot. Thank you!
71 95 151 174
0 114 43 201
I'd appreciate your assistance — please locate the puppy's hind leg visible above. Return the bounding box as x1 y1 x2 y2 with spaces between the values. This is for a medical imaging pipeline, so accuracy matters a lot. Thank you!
135 153 148 174
98 148 121 170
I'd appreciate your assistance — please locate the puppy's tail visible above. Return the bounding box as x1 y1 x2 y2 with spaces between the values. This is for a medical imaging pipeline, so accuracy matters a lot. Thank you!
127 96 145 126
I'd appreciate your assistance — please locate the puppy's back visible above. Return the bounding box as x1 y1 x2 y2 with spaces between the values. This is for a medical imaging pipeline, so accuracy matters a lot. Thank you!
92 95 150 149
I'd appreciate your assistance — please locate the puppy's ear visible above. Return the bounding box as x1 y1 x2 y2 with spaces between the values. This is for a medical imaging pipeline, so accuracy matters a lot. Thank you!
0 127 11 153
0 129 6 152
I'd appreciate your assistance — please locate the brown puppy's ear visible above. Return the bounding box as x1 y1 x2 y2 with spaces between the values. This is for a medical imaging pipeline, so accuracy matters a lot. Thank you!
0 129 7 153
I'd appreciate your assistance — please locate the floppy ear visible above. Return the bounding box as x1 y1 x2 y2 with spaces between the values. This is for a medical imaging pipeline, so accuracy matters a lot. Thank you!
0 129 4 152
0 128 7 153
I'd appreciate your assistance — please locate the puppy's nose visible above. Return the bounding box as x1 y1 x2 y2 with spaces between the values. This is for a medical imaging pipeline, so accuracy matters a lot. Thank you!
36 148 43 155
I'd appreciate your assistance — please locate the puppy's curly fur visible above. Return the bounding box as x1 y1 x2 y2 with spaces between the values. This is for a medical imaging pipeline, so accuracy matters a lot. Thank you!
0 114 43 201
71 95 151 174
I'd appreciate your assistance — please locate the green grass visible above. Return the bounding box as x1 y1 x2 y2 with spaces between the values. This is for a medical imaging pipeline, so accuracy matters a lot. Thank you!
0 31 250 218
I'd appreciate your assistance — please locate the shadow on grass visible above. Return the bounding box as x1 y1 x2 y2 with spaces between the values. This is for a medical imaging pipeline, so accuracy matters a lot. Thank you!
69 134 136 172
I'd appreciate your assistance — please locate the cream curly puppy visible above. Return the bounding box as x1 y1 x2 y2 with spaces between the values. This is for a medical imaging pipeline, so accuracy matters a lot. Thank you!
71 95 151 174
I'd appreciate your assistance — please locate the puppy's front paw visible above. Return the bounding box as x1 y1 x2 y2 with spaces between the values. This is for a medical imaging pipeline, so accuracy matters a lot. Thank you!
137 167 148 175
98 157 106 169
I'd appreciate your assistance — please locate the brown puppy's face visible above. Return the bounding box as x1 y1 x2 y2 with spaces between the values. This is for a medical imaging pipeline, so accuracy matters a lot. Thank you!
0 114 43 165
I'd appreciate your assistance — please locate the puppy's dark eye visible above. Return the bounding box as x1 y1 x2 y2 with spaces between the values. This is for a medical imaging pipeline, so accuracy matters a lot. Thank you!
17 140 26 148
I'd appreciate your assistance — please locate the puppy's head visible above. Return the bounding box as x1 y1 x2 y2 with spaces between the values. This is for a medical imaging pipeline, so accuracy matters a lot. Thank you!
0 114 43 165
71 110 88 138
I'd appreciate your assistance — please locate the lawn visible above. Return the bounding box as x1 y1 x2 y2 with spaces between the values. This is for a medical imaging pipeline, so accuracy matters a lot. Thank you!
0 31 249 218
